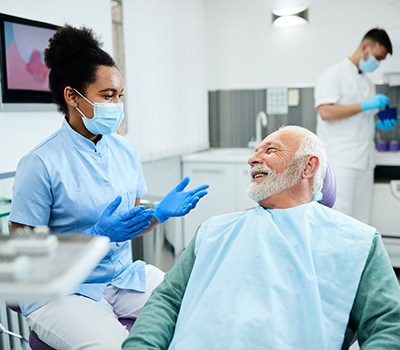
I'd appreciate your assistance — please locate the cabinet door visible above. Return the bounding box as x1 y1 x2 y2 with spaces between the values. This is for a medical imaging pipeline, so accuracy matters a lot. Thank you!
182 162 236 248
235 163 257 211
370 182 400 238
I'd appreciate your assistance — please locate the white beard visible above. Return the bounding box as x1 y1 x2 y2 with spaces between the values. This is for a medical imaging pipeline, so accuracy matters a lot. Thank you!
247 160 303 203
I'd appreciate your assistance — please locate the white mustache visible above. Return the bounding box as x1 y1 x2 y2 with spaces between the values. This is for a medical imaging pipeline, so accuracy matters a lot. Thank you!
249 164 273 176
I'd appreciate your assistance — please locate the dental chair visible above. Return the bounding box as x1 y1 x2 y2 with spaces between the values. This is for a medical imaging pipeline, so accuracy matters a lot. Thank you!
317 162 336 208
17 163 337 350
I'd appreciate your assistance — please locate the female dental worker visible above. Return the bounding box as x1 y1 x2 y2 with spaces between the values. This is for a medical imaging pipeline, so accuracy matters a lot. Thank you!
9 25 208 350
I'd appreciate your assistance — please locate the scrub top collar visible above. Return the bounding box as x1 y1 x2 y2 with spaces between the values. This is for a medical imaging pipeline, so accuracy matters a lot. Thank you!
344 57 361 74
62 118 108 154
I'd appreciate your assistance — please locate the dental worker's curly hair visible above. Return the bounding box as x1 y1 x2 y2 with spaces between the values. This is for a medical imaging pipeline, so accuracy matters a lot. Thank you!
279 125 327 195
44 24 116 114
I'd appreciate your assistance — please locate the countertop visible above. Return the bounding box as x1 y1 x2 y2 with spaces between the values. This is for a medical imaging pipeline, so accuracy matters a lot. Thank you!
182 148 400 167
376 151 400 166
182 148 253 164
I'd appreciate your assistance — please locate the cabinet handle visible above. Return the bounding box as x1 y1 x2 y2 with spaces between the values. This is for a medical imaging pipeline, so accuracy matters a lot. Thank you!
191 168 225 174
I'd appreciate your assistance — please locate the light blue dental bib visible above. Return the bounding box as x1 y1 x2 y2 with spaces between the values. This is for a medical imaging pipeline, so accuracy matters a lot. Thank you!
169 202 375 350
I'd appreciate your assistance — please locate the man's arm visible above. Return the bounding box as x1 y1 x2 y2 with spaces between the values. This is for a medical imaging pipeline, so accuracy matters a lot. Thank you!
346 234 400 349
317 103 363 121
122 235 197 349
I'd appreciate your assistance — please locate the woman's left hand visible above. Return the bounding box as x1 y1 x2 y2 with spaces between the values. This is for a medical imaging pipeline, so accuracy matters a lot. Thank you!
154 177 209 223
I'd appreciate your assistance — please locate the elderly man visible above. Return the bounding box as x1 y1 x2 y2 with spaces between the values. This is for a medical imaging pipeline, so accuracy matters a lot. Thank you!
122 126 400 349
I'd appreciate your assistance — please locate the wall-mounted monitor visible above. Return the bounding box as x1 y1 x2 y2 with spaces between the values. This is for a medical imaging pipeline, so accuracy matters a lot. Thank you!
0 13 59 110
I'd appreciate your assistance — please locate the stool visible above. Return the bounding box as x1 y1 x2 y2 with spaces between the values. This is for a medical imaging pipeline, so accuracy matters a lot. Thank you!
7 305 135 350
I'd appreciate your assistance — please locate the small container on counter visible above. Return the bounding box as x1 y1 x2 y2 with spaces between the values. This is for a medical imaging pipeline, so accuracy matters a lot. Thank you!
389 140 400 152
376 140 389 152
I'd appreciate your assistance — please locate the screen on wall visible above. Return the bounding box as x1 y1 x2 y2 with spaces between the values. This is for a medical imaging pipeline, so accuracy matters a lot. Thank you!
0 13 59 104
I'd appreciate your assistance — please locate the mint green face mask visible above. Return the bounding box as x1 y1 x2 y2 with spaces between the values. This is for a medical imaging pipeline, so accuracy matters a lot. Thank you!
74 89 125 135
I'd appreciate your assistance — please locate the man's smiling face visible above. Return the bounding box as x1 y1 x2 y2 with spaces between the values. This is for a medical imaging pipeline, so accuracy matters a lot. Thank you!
247 129 303 204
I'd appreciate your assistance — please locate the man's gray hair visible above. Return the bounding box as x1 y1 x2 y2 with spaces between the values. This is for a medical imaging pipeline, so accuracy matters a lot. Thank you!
279 125 327 195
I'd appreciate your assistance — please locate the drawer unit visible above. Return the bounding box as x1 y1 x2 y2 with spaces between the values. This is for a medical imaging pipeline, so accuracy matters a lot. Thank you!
371 165 400 267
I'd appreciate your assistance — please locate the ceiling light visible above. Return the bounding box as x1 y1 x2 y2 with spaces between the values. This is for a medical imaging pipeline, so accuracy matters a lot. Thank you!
272 7 309 28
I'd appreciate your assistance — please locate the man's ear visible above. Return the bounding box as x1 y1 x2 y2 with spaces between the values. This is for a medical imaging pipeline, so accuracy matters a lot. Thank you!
302 155 319 179
360 40 370 60
64 86 78 108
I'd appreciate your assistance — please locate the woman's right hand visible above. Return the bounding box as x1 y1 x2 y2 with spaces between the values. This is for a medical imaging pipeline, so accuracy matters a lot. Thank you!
84 196 154 242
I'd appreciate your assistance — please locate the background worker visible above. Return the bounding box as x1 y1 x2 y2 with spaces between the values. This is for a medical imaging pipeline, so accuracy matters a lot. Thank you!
314 28 395 224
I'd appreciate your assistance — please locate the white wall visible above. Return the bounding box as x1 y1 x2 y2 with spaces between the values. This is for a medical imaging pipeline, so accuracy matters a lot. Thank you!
123 0 209 162
0 0 113 173
1 0 400 174
204 0 400 89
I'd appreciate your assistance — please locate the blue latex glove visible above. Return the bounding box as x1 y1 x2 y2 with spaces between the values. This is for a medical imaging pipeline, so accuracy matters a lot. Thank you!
360 94 389 111
84 196 155 242
154 176 209 223
376 118 397 131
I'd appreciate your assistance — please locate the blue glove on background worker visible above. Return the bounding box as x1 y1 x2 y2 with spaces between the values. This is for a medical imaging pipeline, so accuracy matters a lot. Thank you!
154 176 209 223
361 94 389 111
84 196 154 242
376 118 397 131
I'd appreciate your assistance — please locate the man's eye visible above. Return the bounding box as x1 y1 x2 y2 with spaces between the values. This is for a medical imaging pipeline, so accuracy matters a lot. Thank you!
266 148 276 153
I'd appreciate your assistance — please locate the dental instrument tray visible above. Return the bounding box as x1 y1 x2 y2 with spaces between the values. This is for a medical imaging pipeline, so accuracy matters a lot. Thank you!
0 234 110 302
0 254 31 280
0 231 59 256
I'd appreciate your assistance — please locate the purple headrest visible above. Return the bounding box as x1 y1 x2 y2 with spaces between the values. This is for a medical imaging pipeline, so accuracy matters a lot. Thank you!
318 162 336 208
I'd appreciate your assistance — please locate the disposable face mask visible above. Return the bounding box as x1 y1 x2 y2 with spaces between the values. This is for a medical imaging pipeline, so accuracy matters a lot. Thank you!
359 52 379 73
74 89 125 135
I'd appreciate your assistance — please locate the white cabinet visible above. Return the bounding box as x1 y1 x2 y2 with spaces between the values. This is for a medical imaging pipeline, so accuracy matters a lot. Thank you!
182 151 255 248
371 156 400 268
236 163 256 211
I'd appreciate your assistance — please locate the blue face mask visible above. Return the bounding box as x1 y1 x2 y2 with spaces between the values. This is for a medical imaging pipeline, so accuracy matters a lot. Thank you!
359 53 379 73
74 89 125 135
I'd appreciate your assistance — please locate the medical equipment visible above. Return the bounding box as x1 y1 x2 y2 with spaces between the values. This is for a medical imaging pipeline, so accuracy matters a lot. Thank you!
0 321 28 345
0 233 110 303
1 231 59 256
0 232 110 349
0 255 30 281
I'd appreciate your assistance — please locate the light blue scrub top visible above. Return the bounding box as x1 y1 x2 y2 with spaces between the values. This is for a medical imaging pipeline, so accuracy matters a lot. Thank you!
10 119 148 316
